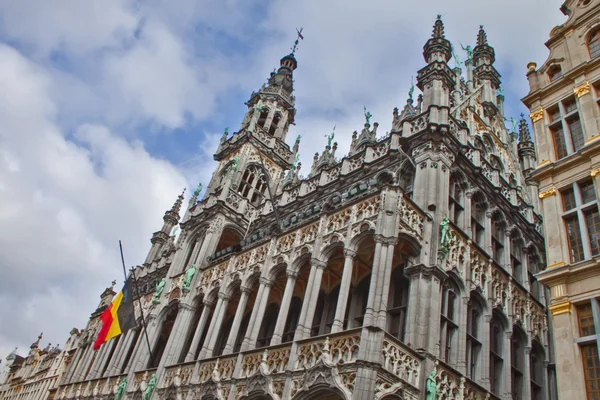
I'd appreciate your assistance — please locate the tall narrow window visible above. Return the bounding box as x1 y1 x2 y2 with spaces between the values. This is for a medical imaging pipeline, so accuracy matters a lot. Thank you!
257 108 269 128
440 282 458 364
471 193 486 247
588 29 600 59
562 180 600 263
491 214 505 265
449 175 465 227
490 315 505 396
530 342 545 400
269 112 281 136
577 302 600 399
466 298 482 380
238 166 268 206
387 266 409 341
511 329 526 399
568 117 585 152
551 124 568 160
511 235 524 284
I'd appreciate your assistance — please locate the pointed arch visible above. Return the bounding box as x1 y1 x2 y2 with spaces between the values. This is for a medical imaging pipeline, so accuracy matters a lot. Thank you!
239 164 269 206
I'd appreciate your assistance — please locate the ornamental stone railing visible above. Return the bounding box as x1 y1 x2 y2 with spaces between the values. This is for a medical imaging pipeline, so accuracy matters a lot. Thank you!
162 362 195 388
434 361 489 400
295 329 361 370
381 333 422 388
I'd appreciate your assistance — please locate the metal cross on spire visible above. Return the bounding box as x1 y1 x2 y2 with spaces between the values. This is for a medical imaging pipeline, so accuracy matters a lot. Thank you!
291 28 304 55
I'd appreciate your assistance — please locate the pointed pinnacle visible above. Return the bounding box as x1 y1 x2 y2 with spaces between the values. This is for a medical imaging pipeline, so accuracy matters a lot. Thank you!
518 115 532 143
170 188 185 215
432 15 445 39
477 25 488 46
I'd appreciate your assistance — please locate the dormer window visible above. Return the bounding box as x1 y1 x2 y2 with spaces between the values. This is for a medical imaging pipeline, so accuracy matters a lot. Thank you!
588 29 600 59
548 65 563 82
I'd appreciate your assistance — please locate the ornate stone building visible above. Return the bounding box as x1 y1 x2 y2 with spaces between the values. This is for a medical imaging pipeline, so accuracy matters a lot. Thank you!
522 0 600 398
0 331 80 400
52 17 552 400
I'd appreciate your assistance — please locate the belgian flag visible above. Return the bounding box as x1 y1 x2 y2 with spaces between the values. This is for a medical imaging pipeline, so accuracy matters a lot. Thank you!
94 277 136 350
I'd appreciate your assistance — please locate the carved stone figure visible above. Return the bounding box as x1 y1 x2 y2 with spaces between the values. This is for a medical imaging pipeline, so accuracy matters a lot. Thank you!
183 264 197 291
461 42 474 63
440 216 451 248
425 370 437 400
193 183 202 198
143 374 156 400
364 106 372 126
115 377 127 400
152 278 166 304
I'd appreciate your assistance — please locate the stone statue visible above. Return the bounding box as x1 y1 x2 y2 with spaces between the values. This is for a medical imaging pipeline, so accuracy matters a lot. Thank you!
152 278 166 304
440 216 451 248
325 127 335 148
461 42 474 63
497 86 504 96
231 156 240 173
425 370 438 400
451 43 461 67
171 225 179 237
183 264 197 291
115 377 127 400
408 79 415 101
364 106 372 126
292 153 300 169
510 117 517 133
193 183 202 198
296 134 302 143
143 374 156 400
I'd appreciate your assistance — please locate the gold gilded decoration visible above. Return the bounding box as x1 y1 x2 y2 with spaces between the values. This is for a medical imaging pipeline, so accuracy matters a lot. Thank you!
527 61 537 72
574 82 591 98
529 109 544 123
547 261 565 269
539 187 557 199
586 134 600 145
549 301 572 316
536 159 551 169
592 168 600 178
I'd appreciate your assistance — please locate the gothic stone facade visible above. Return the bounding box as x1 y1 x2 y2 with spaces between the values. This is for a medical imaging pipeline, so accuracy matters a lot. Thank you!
55 18 551 400
523 0 600 398
0 331 80 400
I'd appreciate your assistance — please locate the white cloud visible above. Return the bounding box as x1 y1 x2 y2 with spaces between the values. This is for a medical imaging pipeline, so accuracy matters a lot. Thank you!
0 44 187 360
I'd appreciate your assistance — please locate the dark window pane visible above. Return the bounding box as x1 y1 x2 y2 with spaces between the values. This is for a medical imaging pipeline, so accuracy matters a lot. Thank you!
585 207 600 257
563 188 577 211
568 117 585 151
589 30 600 59
549 107 561 122
549 67 563 82
582 343 600 399
581 180 597 204
565 99 578 114
566 215 585 263
552 125 568 159
578 303 595 337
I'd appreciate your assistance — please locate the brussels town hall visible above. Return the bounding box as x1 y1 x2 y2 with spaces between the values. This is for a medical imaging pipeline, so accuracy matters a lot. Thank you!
49 17 552 400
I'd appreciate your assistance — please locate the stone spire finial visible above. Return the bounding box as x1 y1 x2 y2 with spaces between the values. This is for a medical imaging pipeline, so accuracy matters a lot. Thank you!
432 15 445 39
477 25 488 46
518 114 532 143
170 188 185 215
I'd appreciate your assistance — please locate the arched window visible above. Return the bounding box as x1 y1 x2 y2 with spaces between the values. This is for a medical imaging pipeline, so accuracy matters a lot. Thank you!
257 303 280 348
238 166 268 206
530 341 545 400
398 162 415 196
257 108 269 129
491 213 505 265
449 173 465 227
588 29 600 59
466 295 483 380
440 281 459 364
511 233 524 284
511 327 527 399
269 112 281 136
490 313 505 396
387 266 410 341
149 304 179 368
471 192 486 247
282 297 302 343
548 65 563 82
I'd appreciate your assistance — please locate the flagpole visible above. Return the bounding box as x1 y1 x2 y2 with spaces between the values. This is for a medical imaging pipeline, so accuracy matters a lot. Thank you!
119 240 154 367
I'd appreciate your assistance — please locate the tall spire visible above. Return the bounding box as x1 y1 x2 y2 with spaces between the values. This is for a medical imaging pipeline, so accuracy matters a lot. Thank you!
432 15 445 38
518 115 532 143
476 25 488 46
422 15 452 63
165 188 185 223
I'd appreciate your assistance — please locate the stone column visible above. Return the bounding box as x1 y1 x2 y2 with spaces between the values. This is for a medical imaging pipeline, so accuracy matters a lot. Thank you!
522 345 532 400
90 338 116 379
129 318 160 372
270 270 298 345
504 230 513 276
295 259 327 340
73 344 92 381
114 329 138 375
243 278 275 350
105 330 130 376
223 287 252 355
160 303 197 367
455 296 469 374
377 241 396 328
502 330 513 400
363 239 384 327
464 192 473 237
199 293 230 358
185 299 215 362
478 314 491 390
331 249 357 332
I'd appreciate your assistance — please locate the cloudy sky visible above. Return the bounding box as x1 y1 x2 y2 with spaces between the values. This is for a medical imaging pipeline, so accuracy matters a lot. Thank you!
0 0 565 361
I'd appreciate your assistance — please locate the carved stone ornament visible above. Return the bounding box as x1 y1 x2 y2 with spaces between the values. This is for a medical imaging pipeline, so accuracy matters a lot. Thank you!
529 109 544 123
538 187 556 199
574 82 591 98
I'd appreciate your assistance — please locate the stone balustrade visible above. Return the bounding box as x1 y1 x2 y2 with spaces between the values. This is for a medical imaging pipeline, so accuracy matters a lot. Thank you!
381 333 422 388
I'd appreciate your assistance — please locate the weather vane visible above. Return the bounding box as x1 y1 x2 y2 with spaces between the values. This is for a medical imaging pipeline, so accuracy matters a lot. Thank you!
291 28 304 55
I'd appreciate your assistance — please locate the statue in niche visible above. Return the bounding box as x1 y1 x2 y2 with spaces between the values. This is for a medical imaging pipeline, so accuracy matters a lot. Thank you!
183 264 197 291
152 278 166 304
115 377 127 400
143 374 156 400
440 216 451 248
425 370 438 400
